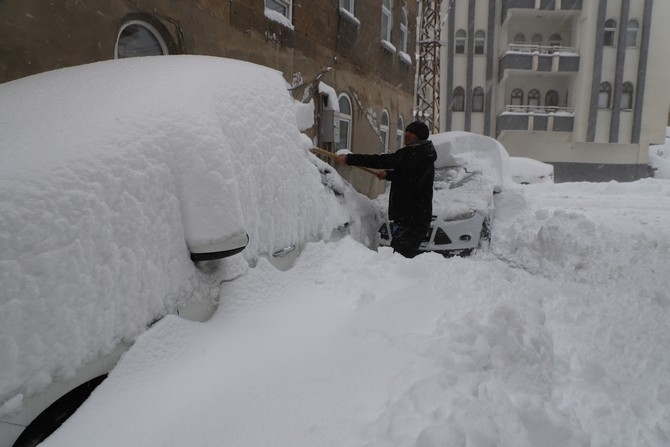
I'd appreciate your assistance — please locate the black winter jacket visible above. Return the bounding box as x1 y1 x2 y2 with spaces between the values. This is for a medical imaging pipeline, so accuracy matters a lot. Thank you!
346 140 437 224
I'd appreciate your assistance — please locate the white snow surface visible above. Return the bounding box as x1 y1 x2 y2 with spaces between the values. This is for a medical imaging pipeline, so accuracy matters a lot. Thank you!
42 178 670 447
2 57 670 447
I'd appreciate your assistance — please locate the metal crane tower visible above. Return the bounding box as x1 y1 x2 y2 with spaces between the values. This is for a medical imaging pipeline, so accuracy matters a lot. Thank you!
414 0 442 134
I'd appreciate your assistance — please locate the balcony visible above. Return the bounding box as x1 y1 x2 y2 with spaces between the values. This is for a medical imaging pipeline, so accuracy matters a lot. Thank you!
499 44 579 80
496 105 574 136
502 0 582 22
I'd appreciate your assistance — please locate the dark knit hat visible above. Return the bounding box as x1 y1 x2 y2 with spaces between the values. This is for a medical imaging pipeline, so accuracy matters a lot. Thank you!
405 121 430 140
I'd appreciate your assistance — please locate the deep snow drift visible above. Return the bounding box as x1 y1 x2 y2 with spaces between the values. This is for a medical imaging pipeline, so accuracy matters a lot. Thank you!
43 178 670 447
1 56 670 447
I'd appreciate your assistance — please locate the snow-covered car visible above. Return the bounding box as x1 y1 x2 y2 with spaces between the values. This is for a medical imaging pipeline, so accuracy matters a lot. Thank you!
510 156 555 184
0 56 377 446
377 131 511 256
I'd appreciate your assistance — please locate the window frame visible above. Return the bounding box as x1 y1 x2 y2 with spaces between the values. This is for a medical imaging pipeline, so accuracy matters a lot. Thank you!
621 82 634 110
453 87 465 112
528 89 541 107
339 0 354 15
381 0 392 43
511 88 524 107
379 109 390 154
399 7 408 53
115 20 169 59
598 82 612 109
336 93 353 152
474 30 486 55
626 19 639 47
472 87 485 112
604 19 617 47
265 0 293 21
455 29 467 54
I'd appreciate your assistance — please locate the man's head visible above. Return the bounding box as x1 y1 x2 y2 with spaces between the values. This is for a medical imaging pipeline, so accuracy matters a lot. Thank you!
404 121 430 145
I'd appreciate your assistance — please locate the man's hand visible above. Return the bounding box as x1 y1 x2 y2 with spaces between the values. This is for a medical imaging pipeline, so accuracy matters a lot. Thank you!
376 170 387 180
335 154 347 165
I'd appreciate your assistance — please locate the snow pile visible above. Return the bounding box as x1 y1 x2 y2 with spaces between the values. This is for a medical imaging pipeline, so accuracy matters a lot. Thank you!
649 128 670 179
0 56 375 413
41 176 670 447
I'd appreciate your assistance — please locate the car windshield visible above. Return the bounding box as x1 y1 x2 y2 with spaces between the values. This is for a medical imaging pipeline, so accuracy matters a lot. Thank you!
434 166 480 190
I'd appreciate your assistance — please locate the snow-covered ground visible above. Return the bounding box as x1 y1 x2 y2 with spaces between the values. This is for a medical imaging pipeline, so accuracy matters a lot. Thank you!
2 56 670 446
39 177 670 447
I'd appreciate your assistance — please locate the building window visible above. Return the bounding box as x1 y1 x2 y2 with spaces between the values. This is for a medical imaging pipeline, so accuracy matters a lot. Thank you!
399 8 409 53
549 34 562 48
513 33 526 44
621 82 634 110
545 90 559 109
598 82 612 109
265 0 292 20
453 87 465 112
455 30 466 54
381 0 392 42
511 88 524 106
337 94 353 151
472 87 484 112
340 0 354 15
528 89 541 107
396 116 405 150
604 19 617 47
116 20 168 58
531 33 543 48
474 30 486 55
379 110 390 153
626 20 639 47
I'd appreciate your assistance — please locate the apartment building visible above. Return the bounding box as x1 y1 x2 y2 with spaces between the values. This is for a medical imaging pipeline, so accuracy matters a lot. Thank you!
0 0 418 197
439 0 670 181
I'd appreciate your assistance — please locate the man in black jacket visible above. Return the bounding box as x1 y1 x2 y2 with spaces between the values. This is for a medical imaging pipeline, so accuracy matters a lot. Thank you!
336 121 437 258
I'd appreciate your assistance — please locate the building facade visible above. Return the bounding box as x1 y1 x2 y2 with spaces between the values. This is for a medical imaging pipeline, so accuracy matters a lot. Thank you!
439 0 670 181
0 0 419 197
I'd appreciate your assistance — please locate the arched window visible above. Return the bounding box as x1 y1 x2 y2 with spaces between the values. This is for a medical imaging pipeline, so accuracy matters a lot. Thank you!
598 82 612 109
626 19 639 47
549 34 562 48
379 110 390 153
474 30 486 55
528 89 541 107
399 8 408 53
531 33 543 48
396 116 405 150
472 87 485 112
116 20 168 58
511 88 524 106
621 82 634 110
604 19 617 47
513 33 526 45
453 87 465 112
381 0 392 42
545 90 559 109
455 30 466 54
336 93 353 151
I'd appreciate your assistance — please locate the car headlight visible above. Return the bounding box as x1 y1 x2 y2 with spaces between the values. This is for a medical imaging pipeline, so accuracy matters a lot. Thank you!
445 210 476 222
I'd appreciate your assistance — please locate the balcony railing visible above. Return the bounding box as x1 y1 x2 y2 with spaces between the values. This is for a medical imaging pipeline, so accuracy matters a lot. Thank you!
497 105 574 135
506 43 577 54
502 0 583 22
499 45 579 78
